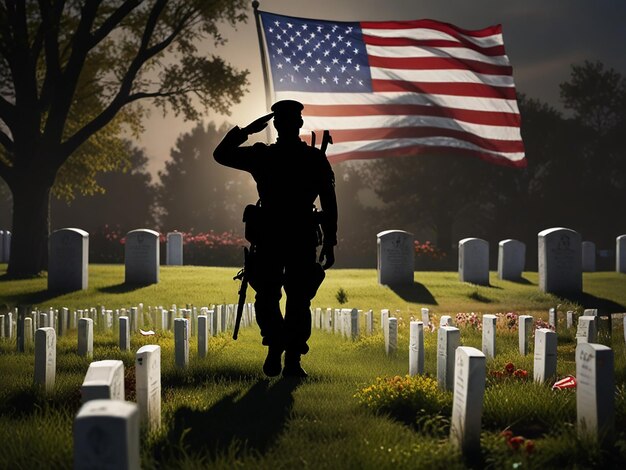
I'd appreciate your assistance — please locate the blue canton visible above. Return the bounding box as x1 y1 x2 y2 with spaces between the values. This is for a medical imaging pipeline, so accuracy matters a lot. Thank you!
260 11 372 93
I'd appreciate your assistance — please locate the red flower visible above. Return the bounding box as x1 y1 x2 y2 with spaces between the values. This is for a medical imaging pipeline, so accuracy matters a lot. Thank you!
525 440 535 454
508 436 525 451
505 362 515 375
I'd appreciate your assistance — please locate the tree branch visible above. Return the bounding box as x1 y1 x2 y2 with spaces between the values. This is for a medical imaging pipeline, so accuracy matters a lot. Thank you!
0 126 13 153
89 0 142 48
37 0 64 109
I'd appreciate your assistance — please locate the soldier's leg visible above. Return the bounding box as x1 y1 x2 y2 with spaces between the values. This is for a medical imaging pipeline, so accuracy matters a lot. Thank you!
250 250 285 348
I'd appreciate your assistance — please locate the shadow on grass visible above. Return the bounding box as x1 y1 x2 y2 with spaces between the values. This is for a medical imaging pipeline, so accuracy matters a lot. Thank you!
0 287 58 306
161 377 301 461
507 276 534 285
97 283 144 294
390 282 437 305
559 291 626 314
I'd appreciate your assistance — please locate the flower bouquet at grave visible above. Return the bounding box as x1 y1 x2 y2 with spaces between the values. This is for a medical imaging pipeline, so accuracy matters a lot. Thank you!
489 362 529 381
413 240 447 270
455 312 482 330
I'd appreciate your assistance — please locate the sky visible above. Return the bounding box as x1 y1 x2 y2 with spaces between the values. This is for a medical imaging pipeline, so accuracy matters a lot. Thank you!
138 0 626 176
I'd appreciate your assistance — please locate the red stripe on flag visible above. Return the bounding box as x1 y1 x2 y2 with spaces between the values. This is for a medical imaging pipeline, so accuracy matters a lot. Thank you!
303 104 521 127
367 55 512 75
371 79 518 99
327 144 527 168
363 35 506 57
310 127 524 153
360 19 502 38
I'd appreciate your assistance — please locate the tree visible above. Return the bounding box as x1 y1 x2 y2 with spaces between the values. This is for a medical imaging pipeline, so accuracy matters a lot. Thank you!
51 140 156 233
156 122 255 233
0 1 249 276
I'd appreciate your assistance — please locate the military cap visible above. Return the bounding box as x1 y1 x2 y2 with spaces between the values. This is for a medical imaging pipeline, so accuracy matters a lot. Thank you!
271 100 304 118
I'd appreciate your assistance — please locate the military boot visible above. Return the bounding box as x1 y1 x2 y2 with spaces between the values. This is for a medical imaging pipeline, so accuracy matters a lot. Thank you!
263 344 284 377
282 351 308 378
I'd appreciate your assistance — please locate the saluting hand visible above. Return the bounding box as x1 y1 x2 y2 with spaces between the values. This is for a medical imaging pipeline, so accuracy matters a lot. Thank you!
319 244 335 270
243 113 274 135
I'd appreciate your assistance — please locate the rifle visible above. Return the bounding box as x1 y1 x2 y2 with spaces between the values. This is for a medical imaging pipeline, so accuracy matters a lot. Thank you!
232 246 250 340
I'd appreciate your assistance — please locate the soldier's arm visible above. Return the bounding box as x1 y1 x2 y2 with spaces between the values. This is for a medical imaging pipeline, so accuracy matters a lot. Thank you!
213 113 274 171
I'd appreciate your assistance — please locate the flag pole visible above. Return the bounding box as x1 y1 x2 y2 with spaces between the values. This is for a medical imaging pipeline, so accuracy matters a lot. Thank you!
252 1 273 142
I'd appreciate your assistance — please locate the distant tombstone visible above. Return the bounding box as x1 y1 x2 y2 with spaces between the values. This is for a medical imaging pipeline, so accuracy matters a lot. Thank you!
518 315 533 355
538 227 582 294
119 316 130 351
350 308 359 340
124 229 159 285
73 399 140 470
482 314 497 359
376 230 414 286
581 241 596 272
583 309 599 317
129 307 138 333
409 321 424 376
4 310 12 338
533 328 557 382
497 239 526 280
437 326 460 391
450 347 486 457
548 307 558 332
1 230 10 262
616 235 626 274
576 316 598 344
174 318 189 368
198 315 208 358
24 317 33 345
421 308 430 325
16 307 26 352
567 310 577 329
166 232 183 266
0 314 4 337
0 230 3 262
458 238 489 285
136 345 161 431
381 309 389 349
365 310 373 335
48 228 89 292
576 343 614 442
81 360 125 403
78 318 94 358
34 327 56 392
439 315 451 327
386 317 398 355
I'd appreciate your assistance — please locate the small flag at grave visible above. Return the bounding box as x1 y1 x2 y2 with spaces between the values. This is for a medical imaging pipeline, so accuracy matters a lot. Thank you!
552 375 576 390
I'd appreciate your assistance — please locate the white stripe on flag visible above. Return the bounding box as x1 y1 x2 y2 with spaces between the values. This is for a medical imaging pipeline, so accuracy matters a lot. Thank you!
370 67 516 87
365 45 511 66
361 28 504 48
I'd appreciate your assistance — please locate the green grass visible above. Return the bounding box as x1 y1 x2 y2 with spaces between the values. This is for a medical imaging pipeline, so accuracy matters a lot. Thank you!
1 264 626 468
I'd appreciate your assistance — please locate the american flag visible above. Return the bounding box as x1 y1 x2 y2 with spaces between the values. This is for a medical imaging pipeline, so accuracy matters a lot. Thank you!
258 11 526 167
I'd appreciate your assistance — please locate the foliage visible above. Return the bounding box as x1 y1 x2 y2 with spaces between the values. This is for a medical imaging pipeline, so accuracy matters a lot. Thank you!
355 375 452 426
155 122 255 233
335 287 349 304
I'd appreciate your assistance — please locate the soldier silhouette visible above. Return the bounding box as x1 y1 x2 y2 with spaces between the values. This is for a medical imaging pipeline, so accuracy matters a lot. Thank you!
214 100 338 378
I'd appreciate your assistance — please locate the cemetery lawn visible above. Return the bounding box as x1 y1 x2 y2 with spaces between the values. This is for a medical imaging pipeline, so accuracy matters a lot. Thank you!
1 264 626 469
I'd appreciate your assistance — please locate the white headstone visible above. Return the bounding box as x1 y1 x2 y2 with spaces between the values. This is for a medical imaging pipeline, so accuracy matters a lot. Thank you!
439 315 453 327
81 360 125 403
581 241 596 272
497 239 526 280
24 317 33 345
125 229 159 285
74 399 140 470
437 326 460 391
1 230 10 262
616 235 626 274
548 307 558 332
576 316 598 344
421 307 430 325
458 238 489 285
365 309 373 335
350 308 359 340
533 328 557 382
78 318 94 358
518 315 533 355
381 309 389 350
566 310 577 329
48 228 89 292
119 316 130 351
409 321 424 376
136 345 161 431
0 230 4 262
377 230 414 286
576 343 614 441
386 317 398 355
4 311 13 338
198 315 208 358
34 327 56 392
482 314 497 359
174 318 189 368
166 232 183 266
16 307 26 352
538 227 582 294
450 347 486 456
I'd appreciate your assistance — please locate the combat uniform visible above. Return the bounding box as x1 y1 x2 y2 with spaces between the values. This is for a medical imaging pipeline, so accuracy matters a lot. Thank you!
214 106 337 366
